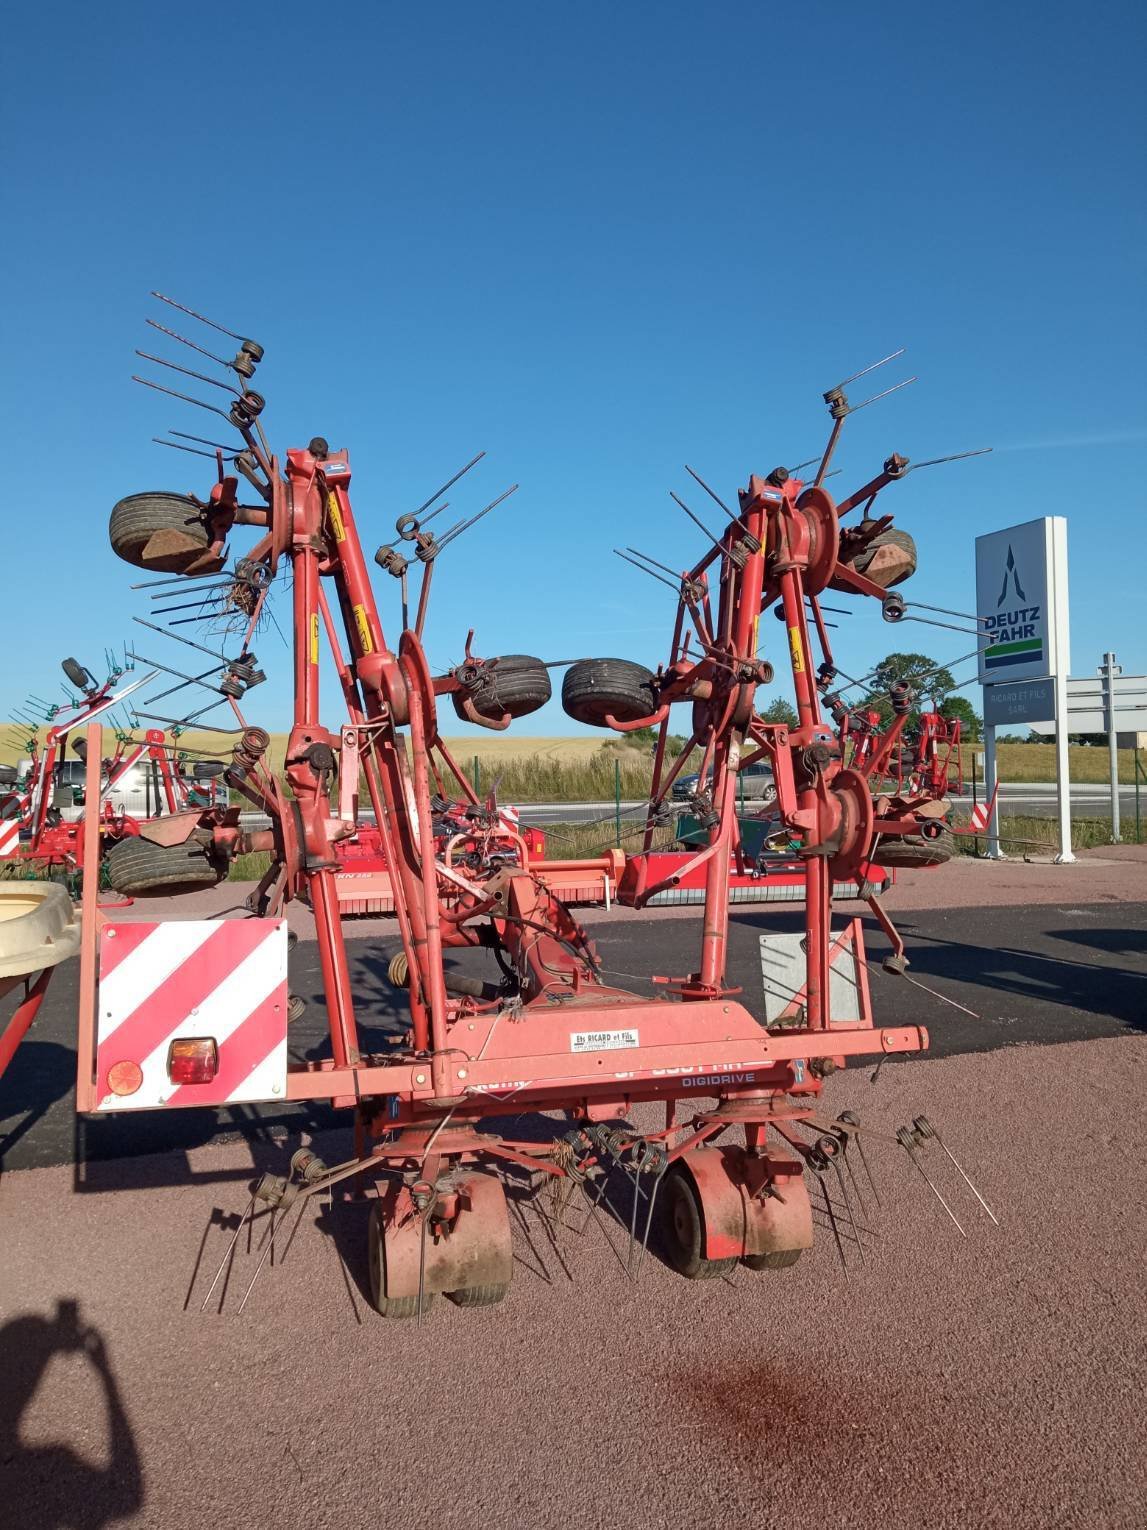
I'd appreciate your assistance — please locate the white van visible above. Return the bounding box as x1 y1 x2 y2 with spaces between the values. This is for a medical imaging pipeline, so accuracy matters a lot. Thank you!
17 756 223 823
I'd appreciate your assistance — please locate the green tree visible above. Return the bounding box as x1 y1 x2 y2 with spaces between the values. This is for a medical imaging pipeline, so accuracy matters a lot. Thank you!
868 652 956 727
760 697 798 727
938 694 982 741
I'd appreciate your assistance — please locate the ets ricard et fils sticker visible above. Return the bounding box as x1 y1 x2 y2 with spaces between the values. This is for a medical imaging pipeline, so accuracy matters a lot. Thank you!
570 1028 639 1054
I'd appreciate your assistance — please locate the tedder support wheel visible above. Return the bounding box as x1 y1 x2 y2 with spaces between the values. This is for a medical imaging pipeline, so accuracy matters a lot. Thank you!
61 657 90 690
108 492 210 573
457 654 552 723
561 658 657 727
367 1202 436 1319
104 836 226 898
847 528 917 589
869 834 953 869
660 1164 737 1280
741 1247 803 1271
446 1281 511 1308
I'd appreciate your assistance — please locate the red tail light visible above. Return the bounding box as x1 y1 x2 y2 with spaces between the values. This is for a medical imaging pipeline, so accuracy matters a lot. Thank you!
168 1037 219 1085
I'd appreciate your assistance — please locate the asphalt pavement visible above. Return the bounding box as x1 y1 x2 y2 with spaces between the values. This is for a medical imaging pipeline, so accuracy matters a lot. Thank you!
235 781 1147 830
3 899 1144 1174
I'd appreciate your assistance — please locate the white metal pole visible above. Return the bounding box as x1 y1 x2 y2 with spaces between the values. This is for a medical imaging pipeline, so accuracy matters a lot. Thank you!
1053 666 1075 863
1105 651 1121 842
984 722 1002 859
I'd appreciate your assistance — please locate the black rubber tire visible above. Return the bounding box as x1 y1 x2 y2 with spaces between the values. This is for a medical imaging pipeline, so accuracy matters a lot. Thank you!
561 658 657 727
659 1165 737 1280
190 760 226 780
741 1247 803 1271
446 1281 511 1308
0 764 17 787
61 657 90 690
108 492 209 571
849 528 917 589
104 836 225 898
367 1202 436 1319
869 834 953 869
458 655 552 723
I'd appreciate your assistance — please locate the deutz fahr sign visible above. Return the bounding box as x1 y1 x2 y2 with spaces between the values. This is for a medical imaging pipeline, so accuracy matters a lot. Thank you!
975 518 1069 686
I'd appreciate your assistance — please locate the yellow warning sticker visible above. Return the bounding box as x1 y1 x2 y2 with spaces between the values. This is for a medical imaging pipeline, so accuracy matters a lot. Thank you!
353 603 374 654
327 490 346 542
309 613 319 665
788 625 805 674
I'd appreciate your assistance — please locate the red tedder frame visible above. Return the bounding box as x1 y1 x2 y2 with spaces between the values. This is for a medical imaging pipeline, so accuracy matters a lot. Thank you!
76 318 986 1303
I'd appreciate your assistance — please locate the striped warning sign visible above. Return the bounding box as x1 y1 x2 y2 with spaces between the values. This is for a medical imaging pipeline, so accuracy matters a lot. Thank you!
0 791 30 860
94 919 288 1112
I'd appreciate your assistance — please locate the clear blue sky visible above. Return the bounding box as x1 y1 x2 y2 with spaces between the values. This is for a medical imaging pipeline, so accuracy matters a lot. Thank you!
3 1 1144 739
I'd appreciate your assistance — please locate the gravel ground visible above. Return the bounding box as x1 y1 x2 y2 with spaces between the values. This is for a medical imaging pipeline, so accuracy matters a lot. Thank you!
2 1034 1145 1530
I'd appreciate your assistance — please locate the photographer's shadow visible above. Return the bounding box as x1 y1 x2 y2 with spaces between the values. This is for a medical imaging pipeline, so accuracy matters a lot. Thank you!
0 1298 143 1528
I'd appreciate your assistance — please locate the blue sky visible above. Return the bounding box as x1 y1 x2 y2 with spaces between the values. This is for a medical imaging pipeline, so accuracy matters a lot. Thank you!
2 0 1144 739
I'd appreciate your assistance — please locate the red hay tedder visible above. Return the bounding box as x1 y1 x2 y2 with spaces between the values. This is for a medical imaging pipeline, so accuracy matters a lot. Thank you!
4 300 999 1315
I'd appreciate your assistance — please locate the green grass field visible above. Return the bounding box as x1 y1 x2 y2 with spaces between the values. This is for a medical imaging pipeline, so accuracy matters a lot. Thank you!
994 742 1142 785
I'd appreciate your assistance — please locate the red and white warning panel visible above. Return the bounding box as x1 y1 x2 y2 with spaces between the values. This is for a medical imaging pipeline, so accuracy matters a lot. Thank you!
94 920 289 1112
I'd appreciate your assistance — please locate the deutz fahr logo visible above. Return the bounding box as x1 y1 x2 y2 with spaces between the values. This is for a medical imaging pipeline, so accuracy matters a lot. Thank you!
983 544 1042 671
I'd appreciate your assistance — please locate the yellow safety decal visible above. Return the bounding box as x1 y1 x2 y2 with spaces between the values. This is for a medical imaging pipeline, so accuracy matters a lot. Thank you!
353 603 375 655
327 490 346 542
751 613 760 656
788 625 805 674
309 613 320 665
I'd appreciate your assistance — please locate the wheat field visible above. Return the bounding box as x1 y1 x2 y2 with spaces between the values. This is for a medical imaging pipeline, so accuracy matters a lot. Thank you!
4 726 1141 797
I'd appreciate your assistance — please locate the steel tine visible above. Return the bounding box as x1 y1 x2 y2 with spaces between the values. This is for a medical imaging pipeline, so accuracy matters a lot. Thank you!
907 447 993 473
150 291 250 343
838 1111 881 1207
132 374 233 421
626 1161 643 1277
833 347 907 392
528 1186 573 1282
818 1136 864 1261
171 430 247 452
811 1159 849 1280
409 450 486 520
417 1207 430 1325
417 499 449 529
135 348 239 397
577 1163 611 1235
896 1127 965 1236
839 1132 868 1216
200 1195 255 1311
154 438 229 461
614 548 682 595
237 1210 278 1313
850 376 918 413
633 1163 669 1282
913 1116 999 1225
670 491 726 552
683 464 735 518
145 317 231 369
436 484 518 551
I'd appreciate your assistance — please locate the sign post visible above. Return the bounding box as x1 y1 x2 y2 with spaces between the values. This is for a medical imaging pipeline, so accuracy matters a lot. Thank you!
976 517 1072 862
1061 660 1147 842
1104 652 1121 842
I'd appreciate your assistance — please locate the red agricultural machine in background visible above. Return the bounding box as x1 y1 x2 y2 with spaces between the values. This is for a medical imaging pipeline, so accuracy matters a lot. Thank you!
59 300 997 1317
1 654 228 885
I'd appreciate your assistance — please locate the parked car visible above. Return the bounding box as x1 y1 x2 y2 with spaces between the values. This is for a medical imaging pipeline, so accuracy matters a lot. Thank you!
16 756 223 823
672 758 777 805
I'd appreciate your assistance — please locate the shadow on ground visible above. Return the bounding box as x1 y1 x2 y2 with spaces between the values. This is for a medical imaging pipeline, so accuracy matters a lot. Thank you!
0 1299 144 1530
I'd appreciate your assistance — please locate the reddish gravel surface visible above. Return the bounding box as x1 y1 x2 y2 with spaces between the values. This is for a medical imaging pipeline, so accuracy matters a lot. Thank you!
3 1034 1144 1530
